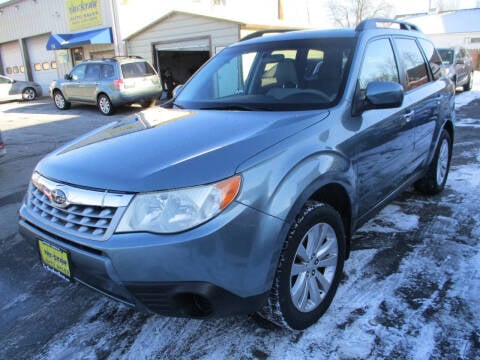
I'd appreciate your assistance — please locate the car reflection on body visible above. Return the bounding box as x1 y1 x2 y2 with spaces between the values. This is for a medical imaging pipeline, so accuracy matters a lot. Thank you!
0 74 42 102
437 47 474 91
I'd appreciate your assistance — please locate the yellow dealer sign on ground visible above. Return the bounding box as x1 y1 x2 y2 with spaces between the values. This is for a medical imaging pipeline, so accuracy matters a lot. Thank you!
67 0 102 31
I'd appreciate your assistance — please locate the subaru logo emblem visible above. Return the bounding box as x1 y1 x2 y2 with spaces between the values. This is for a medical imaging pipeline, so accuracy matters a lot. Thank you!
50 189 68 208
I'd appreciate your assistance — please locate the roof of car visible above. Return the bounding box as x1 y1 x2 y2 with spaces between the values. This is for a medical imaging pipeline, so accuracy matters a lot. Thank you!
236 18 424 46
236 28 356 46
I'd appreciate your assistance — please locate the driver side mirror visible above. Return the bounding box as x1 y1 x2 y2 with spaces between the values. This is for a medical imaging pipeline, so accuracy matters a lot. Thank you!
172 84 184 98
352 81 404 116
64 74 72 80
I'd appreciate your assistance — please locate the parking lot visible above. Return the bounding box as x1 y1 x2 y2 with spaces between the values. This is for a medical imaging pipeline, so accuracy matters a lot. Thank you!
1 84 479 359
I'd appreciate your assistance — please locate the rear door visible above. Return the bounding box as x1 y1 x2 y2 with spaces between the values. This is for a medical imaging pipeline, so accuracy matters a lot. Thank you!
120 61 161 97
393 37 445 171
82 63 102 102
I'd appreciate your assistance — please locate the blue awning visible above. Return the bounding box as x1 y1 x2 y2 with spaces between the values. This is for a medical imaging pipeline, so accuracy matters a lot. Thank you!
46 27 113 50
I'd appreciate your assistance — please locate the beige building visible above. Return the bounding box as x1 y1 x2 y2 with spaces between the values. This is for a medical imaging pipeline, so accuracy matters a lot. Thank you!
124 10 300 85
0 0 120 94
0 0 304 95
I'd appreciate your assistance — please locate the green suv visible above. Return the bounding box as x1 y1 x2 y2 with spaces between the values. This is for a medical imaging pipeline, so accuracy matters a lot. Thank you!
50 57 163 115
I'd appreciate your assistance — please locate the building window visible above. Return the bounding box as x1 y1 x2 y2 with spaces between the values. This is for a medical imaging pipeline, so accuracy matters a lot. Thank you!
51 61 57 69
471 37 480 44
20 65 25 73
34 63 42 71
42 62 50 70
13 66 19 74
72 47 84 62
6 67 12 74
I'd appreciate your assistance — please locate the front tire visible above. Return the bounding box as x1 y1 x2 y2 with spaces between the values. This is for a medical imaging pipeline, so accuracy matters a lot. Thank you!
53 90 71 110
414 129 452 195
22 87 37 101
97 94 114 115
259 202 345 330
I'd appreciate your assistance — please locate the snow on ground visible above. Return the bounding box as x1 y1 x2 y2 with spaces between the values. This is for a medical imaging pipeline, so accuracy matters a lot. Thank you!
17 74 480 359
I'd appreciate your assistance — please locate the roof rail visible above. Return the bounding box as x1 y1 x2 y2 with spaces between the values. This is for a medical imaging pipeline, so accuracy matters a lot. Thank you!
82 55 144 63
355 18 421 32
240 29 294 41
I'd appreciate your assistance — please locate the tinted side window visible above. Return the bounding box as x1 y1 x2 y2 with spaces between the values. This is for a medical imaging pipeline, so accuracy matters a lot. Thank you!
101 64 115 79
121 61 156 79
419 39 442 81
70 64 86 81
395 38 428 91
359 38 399 92
85 64 102 81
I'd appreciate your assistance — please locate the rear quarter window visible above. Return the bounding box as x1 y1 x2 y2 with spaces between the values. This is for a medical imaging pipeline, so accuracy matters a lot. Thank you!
419 39 442 81
394 38 429 91
121 61 156 79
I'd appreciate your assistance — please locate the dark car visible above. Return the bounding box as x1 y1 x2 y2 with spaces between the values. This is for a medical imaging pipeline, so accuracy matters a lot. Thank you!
50 56 163 115
438 47 474 91
0 75 42 101
19 19 455 330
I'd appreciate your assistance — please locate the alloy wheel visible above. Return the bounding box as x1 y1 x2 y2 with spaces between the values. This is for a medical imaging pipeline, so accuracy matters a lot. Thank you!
290 222 338 312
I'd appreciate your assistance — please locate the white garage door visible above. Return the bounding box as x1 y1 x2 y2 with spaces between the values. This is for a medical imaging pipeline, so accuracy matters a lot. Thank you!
26 34 57 94
1 41 25 82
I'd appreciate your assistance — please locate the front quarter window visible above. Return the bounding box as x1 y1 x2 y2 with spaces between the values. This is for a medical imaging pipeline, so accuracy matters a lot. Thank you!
358 38 399 94
70 64 86 81
175 37 355 111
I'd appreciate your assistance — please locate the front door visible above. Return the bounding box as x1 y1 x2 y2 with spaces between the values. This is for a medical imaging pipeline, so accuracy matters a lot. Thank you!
349 37 416 216
63 63 86 100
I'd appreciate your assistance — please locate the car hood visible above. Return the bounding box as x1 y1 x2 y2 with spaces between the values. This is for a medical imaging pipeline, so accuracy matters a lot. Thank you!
36 107 329 192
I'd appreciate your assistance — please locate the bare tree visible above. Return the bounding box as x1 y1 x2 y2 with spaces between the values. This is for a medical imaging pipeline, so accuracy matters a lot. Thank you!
327 0 393 28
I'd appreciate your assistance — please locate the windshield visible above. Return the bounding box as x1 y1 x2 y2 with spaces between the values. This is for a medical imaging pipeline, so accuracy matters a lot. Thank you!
174 38 355 111
438 49 454 65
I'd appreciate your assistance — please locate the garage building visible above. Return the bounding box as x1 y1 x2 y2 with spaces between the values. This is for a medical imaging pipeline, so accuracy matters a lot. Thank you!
0 0 120 95
125 11 297 87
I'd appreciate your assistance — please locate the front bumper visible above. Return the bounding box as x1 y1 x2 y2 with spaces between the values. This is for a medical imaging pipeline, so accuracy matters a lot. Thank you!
19 201 285 318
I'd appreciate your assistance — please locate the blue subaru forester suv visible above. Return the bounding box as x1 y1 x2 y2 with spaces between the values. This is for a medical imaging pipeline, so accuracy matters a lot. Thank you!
19 19 455 330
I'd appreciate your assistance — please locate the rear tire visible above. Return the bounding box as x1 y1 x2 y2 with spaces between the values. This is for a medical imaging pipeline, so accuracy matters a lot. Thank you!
53 90 71 110
22 87 37 101
97 94 114 115
140 97 157 108
414 129 452 195
259 202 345 330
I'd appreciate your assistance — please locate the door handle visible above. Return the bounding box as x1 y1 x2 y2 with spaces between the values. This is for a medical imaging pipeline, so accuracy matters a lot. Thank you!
403 110 414 122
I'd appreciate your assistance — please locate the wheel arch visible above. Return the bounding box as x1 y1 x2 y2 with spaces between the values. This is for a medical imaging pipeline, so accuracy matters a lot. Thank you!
97 92 110 101
309 183 352 257
443 120 454 145
282 180 353 259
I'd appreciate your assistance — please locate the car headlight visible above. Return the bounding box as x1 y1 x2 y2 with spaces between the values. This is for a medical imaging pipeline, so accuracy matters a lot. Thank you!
116 175 241 234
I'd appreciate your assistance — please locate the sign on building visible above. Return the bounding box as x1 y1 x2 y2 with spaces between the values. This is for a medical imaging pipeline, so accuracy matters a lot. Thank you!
66 0 103 31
